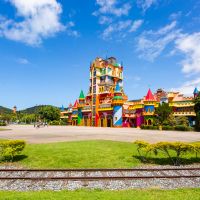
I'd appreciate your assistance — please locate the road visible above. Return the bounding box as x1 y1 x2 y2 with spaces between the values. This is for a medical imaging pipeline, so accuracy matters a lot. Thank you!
0 125 199 144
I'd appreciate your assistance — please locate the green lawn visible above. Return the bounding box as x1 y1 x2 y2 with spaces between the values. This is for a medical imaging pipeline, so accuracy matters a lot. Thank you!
0 189 200 200
0 128 10 131
0 140 199 168
17 140 141 168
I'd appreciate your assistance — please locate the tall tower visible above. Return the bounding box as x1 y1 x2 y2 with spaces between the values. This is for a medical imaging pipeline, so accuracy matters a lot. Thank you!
13 106 17 114
88 57 126 127
90 61 99 127
193 87 199 98
112 83 124 127
77 90 85 126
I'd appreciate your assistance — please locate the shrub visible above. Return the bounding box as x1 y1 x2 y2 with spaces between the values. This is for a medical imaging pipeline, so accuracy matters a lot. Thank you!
175 125 190 131
192 143 200 158
0 121 6 126
133 140 150 161
0 140 26 161
134 140 199 166
60 120 67 126
162 125 174 130
176 116 189 127
49 120 60 125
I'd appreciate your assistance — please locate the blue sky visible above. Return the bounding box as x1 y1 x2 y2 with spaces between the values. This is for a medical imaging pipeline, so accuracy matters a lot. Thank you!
0 0 200 109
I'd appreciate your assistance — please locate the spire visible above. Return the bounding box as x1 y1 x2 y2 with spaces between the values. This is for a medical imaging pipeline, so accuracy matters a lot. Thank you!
193 87 199 94
60 105 64 111
73 100 78 108
79 90 85 99
145 89 155 101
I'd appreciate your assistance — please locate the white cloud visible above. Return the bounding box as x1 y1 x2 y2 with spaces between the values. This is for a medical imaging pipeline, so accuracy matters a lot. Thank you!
94 0 131 17
137 0 157 12
102 19 143 40
65 21 80 37
169 11 182 20
0 0 78 46
136 22 200 75
171 77 200 95
102 20 132 39
136 21 181 61
99 16 113 25
129 20 143 32
17 58 29 64
175 32 200 74
93 0 142 40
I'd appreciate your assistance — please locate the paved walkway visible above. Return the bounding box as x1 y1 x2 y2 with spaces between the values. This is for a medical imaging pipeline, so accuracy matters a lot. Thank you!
0 125 199 144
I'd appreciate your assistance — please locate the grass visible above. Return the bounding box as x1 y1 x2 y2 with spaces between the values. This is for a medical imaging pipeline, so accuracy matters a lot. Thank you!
0 189 200 200
0 140 199 168
15 140 141 168
0 128 10 131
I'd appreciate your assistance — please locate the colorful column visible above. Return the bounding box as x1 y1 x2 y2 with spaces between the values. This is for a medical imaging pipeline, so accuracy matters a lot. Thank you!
113 105 123 127
112 83 124 127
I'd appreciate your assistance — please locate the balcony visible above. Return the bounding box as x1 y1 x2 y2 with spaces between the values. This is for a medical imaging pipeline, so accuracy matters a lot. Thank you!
173 112 196 116
169 102 194 107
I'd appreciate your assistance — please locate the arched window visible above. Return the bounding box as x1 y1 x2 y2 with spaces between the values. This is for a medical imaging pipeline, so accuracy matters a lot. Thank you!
148 119 152 125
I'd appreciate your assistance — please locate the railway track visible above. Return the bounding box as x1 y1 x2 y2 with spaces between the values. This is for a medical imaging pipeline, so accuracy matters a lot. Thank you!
0 167 200 190
0 167 200 180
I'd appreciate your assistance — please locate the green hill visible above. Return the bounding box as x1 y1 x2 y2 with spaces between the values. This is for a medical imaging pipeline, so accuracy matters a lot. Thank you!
19 105 58 114
0 106 13 114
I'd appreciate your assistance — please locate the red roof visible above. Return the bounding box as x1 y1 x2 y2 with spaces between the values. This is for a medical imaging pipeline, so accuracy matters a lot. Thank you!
73 100 78 108
145 89 155 101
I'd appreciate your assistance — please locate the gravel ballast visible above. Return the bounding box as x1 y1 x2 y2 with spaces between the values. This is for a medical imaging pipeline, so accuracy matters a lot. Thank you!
0 165 200 191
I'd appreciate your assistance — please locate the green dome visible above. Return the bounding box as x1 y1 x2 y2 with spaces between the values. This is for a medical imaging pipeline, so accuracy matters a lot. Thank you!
113 96 123 100
113 63 121 67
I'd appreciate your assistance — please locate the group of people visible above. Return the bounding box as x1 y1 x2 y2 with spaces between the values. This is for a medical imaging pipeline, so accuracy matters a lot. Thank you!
34 122 48 128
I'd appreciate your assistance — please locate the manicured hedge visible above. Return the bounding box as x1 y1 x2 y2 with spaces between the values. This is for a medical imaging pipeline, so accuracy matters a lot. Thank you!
134 140 200 166
162 125 174 130
174 125 190 131
140 125 159 130
0 140 26 161
141 124 193 131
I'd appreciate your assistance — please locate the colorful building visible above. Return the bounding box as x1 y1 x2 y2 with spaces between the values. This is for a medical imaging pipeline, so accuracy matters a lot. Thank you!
60 57 198 128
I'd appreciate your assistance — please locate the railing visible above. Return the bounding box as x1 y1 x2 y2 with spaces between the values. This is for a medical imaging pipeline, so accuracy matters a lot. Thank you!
169 103 194 107
173 112 196 116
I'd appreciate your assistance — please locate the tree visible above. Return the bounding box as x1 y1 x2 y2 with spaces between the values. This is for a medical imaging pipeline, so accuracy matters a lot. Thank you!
194 93 200 131
21 114 36 124
167 114 176 126
155 103 172 125
38 106 60 122
176 116 189 127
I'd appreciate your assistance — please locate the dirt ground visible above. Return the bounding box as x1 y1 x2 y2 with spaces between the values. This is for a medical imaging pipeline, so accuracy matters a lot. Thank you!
0 125 199 144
